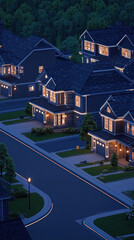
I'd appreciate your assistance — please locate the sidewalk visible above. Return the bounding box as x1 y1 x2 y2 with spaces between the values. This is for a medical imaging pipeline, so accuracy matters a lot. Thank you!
15 173 52 227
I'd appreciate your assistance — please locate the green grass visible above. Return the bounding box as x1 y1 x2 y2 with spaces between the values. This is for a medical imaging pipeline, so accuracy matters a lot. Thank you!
23 132 74 142
75 160 105 167
98 171 134 183
94 213 134 238
83 164 122 176
3 117 31 125
9 192 44 218
57 148 92 158
123 191 134 200
0 110 29 121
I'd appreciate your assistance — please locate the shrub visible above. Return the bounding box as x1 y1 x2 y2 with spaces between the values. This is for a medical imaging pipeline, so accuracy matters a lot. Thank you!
31 128 36 134
64 127 78 134
45 127 54 134
20 115 24 119
100 160 104 165
25 103 32 116
13 188 28 199
111 152 118 168
124 166 134 171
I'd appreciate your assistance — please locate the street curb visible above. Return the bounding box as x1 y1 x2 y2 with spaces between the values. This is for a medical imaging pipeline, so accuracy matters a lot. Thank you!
15 173 53 227
83 208 129 240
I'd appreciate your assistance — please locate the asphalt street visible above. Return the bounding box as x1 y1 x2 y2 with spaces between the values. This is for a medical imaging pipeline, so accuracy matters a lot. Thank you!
36 135 86 152
0 99 30 112
0 131 126 240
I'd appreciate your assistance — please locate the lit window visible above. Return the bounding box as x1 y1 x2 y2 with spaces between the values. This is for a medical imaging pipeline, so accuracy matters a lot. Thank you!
29 85 35 91
14 86 17 91
127 123 130 133
132 126 134 135
58 114 61 125
86 58 89 64
75 95 81 107
64 93 67 105
19 66 24 74
122 48 131 59
39 66 44 73
54 115 57 126
99 45 109 56
46 89 48 98
84 41 94 52
8 67 10 74
43 86 45 96
45 74 48 79
62 114 66 125
50 91 56 103
109 119 113 132
107 107 111 113
104 118 108 130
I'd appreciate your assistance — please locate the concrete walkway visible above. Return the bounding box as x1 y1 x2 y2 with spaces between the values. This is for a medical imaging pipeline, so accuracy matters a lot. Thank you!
15 173 52 226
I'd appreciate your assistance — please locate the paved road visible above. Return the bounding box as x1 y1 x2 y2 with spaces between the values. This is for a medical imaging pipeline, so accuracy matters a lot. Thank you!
0 131 125 240
36 135 86 153
0 99 30 112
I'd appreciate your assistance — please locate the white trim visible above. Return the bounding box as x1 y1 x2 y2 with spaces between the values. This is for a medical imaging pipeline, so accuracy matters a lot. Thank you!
45 77 56 88
124 111 134 122
100 113 116 121
0 80 12 86
117 34 134 47
93 69 115 73
34 38 63 56
100 95 112 111
80 30 94 42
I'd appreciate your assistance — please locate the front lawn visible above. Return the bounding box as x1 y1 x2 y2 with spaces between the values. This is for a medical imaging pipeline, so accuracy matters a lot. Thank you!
3 117 31 125
9 192 44 218
98 171 134 183
0 110 29 121
23 132 74 142
57 148 91 158
94 213 134 238
123 191 134 200
83 164 122 176
75 160 105 168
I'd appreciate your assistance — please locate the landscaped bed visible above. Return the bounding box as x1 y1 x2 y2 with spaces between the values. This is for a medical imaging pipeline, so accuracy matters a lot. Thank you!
0 110 29 121
23 131 74 142
83 164 122 176
57 148 91 158
98 171 134 183
9 185 44 219
94 213 134 238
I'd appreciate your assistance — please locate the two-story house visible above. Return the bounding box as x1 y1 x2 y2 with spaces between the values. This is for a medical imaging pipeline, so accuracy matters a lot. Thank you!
29 58 134 129
89 92 134 164
80 26 134 73
0 23 64 98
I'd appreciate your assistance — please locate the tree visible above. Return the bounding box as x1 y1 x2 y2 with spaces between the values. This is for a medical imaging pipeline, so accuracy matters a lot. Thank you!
0 143 8 176
25 102 32 116
80 113 97 148
5 156 15 183
111 152 118 168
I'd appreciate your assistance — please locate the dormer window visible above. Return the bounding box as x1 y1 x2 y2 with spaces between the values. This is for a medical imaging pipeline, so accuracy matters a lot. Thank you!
19 66 24 74
127 123 130 133
122 48 131 59
84 41 94 52
99 45 109 56
39 66 44 73
107 107 111 113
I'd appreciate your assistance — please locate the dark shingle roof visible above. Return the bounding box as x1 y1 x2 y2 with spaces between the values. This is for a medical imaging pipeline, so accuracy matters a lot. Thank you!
0 218 31 240
118 35 134 50
89 130 134 145
87 26 134 46
106 92 134 117
30 97 73 113
124 61 134 80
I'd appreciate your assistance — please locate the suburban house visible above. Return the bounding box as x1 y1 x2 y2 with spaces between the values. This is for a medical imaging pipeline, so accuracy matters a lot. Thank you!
29 58 134 129
89 92 134 164
80 25 134 72
0 183 9 221
0 23 64 98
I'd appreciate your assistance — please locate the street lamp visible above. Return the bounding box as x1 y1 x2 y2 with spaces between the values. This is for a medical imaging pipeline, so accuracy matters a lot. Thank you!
28 177 31 210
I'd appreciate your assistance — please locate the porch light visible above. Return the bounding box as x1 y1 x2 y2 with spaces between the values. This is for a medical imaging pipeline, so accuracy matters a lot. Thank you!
119 149 122 152
100 143 102 146
102 144 104 147
46 114 49 117
106 146 108 148
115 145 117 147
127 150 129 153
93 140 96 142
97 141 99 144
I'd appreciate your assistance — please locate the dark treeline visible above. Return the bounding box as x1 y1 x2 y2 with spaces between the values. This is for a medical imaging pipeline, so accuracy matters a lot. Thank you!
0 0 134 54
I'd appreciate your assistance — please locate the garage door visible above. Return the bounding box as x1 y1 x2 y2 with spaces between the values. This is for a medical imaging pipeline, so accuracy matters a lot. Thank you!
96 143 105 157
35 111 43 123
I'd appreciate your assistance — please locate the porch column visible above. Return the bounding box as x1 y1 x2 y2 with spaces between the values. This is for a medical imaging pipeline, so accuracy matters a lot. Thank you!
54 115 57 127
32 106 35 117
130 147 132 161
43 111 46 124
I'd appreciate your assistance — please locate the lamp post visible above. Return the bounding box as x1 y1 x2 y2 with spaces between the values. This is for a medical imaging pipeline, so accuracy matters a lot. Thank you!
28 177 31 210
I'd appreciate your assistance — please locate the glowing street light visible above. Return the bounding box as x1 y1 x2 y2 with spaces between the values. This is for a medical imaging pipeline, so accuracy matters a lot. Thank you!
28 177 31 210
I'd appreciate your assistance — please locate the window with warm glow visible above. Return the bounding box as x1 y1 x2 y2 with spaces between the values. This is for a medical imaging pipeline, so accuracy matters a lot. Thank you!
127 123 130 133
29 85 35 91
109 119 113 132
75 95 81 107
86 58 89 64
122 48 131 59
107 106 111 113
19 66 24 74
132 126 134 135
99 45 109 56
50 91 56 103
84 41 94 52
104 118 108 130
58 114 61 125
64 93 67 105
39 66 44 73
62 114 66 125
43 86 45 96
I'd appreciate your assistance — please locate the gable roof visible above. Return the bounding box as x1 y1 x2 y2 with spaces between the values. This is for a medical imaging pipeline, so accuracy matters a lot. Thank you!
83 26 134 46
117 35 134 50
0 23 63 65
102 92 134 117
